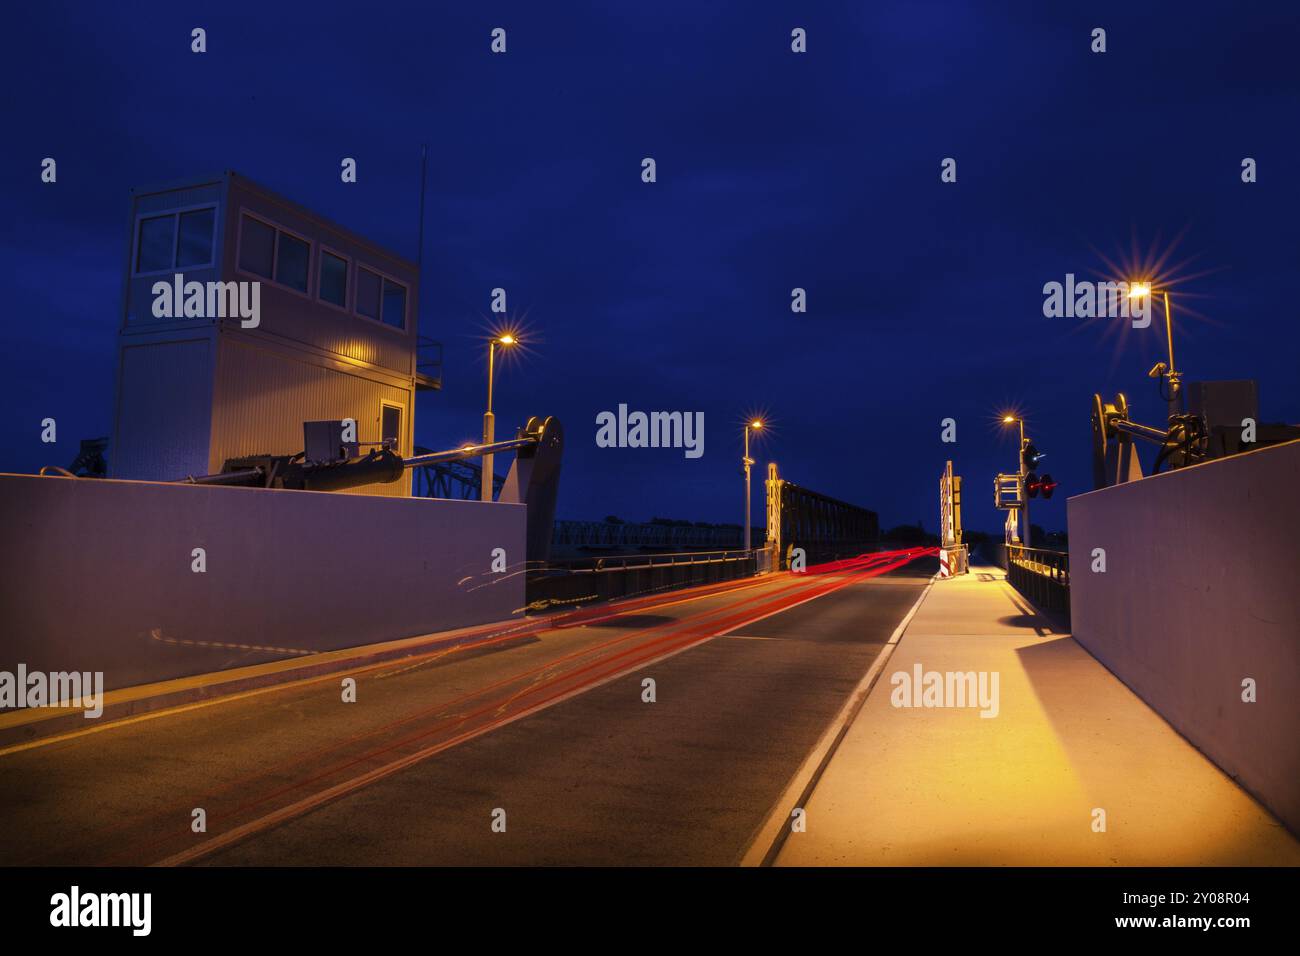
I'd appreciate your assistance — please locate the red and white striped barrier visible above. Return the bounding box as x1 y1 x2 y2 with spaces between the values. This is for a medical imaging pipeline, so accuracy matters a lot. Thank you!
938 545 968 579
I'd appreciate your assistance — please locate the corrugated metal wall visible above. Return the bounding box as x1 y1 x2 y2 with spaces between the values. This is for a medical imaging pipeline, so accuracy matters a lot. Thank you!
135 183 222 214
111 337 214 481
221 178 419 376
210 337 413 495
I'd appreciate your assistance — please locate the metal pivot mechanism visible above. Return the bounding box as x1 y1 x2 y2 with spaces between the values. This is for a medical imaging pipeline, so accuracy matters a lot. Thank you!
178 416 565 563
1090 391 1208 488
1088 284 1300 489
497 415 564 564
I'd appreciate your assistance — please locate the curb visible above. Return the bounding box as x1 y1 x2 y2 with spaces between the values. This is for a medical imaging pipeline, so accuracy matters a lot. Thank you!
738 575 936 867
0 616 532 754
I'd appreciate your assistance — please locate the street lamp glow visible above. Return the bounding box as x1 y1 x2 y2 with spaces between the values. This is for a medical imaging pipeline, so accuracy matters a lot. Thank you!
742 417 767 551
481 332 521 501
1125 282 1181 414
1002 414 1029 548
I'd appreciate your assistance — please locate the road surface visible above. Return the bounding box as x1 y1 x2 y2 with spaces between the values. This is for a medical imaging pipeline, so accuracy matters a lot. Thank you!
0 552 935 866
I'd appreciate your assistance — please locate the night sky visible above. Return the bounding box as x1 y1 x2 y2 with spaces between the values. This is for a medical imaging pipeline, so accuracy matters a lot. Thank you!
3 1 1298 536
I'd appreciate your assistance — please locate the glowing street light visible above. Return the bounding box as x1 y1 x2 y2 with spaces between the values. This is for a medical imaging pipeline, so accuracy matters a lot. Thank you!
1001 414 1030 547
743 419 764 550
1128 281 1180 416
481 333 518 502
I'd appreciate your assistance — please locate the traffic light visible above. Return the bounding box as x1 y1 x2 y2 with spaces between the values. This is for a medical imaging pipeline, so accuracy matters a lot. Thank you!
1025 473 1057 499
1021 440 1044 472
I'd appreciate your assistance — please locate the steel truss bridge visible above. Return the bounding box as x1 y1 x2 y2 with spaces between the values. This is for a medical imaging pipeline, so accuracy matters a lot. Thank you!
766 464 879 568
551 520 755 553
410 447 504 501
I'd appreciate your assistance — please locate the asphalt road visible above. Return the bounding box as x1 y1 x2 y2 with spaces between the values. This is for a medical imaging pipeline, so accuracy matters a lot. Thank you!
0 555 934 866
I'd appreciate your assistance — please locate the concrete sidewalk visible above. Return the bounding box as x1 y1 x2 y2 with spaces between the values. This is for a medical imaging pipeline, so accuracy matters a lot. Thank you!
772 567 1300 866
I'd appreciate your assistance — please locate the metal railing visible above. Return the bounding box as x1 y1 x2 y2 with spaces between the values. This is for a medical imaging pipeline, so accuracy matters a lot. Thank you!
526 548 758 608
415 337 443 389
1004 545 1070 616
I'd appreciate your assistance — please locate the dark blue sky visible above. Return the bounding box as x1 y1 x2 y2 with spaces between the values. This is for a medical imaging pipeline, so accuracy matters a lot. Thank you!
3 1 1298 534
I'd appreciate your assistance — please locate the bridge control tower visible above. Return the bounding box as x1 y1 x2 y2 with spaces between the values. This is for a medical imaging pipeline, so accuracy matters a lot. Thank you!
110 171 440 495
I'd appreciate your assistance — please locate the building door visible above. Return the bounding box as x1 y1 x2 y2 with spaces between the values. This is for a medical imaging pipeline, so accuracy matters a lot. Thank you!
381 402 403 455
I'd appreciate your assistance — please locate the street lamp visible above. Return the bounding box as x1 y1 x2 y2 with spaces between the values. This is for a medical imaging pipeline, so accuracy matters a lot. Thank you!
743 419 763 550
1128 282 1181 417
481 333 517 501
1002 414 1029 548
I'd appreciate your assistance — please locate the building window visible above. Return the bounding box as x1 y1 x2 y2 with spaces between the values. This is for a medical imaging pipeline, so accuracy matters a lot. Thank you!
275 232 310 293
381 404 402 452
135 207 216 274
176 209 216 267
319 251 348 308
237 212 314 295
136 216 174 272
238 215 275 278
381 279 407 330
355 267 381 321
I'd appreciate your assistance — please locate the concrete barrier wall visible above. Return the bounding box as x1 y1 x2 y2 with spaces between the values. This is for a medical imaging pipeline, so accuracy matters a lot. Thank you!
1068 439 1300 834
0 474 525 692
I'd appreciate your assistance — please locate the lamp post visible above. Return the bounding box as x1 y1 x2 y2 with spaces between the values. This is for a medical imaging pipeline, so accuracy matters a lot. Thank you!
743 419 763 550
481 333 516 502
1003 415 1029 548
1128 282 1181 418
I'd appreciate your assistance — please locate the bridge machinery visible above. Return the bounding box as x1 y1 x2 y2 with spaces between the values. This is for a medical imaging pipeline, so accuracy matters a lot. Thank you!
180 415 564 564
1089 281 1300 488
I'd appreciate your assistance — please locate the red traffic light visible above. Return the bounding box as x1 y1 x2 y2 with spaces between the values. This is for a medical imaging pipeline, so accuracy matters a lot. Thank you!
1024 473 1058 499
1026 473 1057 499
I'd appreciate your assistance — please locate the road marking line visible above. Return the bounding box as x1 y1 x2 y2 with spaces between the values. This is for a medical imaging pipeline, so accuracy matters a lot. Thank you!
738 573 937 867
149 628 315 656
